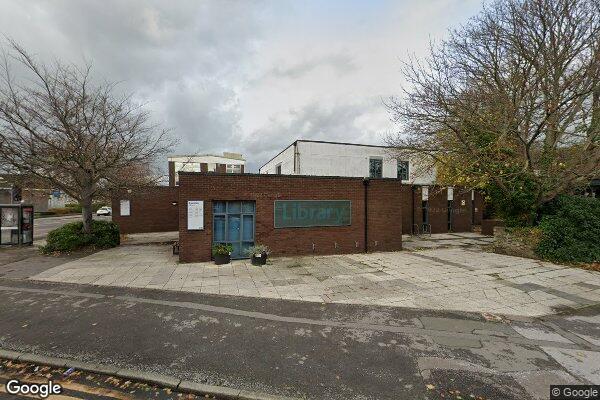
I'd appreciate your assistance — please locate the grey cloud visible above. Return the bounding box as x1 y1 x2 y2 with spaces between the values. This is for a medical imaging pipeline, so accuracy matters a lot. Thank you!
0 0 264 171
240 99 386 172
268 53 357 80
41 0 263 86
150 78 242 154
0 0 393 175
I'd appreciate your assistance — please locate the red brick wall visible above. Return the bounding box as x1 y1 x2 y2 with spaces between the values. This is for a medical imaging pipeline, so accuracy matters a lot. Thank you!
451 189 473 232
400 186 415 234
367 180 403 252
412 186 425 231
411 186 442 233
404 186 480 234
112 186 179 234
112 175 483 260
481 219 504 236
168 162 175 186
178 174 404 262
429 187 449 233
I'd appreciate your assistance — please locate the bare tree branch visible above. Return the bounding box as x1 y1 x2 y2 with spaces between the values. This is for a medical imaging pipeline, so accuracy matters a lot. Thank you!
386 0 600 221
0 40 176 233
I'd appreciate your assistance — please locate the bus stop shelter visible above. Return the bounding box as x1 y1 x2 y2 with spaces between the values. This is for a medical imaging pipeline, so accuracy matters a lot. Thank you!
0 204 34 246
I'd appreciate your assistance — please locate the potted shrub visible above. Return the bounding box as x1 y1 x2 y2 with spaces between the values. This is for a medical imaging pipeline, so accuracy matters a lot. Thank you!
245 244 270 266
212 243 233 265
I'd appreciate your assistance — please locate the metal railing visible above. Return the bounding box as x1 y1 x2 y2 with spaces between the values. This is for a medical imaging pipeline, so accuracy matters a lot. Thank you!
412 223 432 237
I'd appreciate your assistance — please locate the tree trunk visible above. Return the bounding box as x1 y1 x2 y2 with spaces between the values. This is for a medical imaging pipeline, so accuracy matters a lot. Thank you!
81 196 93 235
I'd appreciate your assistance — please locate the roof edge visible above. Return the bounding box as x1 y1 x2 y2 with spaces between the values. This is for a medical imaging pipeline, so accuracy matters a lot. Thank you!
258 139 394 171
258 141 297 171
168 154 246 162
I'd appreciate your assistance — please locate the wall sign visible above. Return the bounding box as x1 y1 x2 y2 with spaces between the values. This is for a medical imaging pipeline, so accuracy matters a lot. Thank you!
274 200 351 228
187 200 204 230
120 200 130 216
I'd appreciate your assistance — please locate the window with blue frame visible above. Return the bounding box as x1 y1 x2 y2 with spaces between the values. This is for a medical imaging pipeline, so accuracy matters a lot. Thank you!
397 160 409 180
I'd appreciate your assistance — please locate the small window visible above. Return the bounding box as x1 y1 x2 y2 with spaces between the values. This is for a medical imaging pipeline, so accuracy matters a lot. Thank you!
397 161 409 180
226 164 241 173
213 201 226 214
275 164 282 175
369 158 382 178
242 201 255 213
227 201 241 213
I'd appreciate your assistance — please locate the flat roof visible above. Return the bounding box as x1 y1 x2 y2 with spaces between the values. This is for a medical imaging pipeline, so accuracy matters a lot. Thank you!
178 171 397 181
176 171 439 187
258 139 392 170
169 154 246 162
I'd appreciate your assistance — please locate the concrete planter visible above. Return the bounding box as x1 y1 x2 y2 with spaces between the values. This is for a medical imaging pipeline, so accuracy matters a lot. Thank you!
214 253 231 265
250 252 268 266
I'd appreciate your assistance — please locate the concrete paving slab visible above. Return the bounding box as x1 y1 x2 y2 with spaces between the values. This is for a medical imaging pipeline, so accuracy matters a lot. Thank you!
512 325 573 344
513 370 580 400
28 233 600 317
541 347 600 384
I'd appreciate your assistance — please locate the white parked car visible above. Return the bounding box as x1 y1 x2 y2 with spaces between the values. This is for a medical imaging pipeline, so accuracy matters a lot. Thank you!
96 206 112 216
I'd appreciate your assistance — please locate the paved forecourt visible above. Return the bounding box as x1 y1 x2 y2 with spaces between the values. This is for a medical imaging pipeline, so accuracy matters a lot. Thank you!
31 239 600 317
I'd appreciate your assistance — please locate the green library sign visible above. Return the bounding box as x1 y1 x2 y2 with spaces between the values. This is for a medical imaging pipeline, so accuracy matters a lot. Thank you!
274 200 351 228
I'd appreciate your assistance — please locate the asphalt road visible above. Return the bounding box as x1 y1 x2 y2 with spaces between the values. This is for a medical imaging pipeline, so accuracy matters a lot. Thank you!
0 278 598 400
34 215 111 240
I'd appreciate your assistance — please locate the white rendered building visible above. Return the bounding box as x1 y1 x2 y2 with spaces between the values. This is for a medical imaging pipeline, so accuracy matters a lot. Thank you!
259 140 435 184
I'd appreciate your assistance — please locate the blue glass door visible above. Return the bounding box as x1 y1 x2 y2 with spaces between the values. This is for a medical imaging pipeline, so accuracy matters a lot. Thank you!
228 214 241 258
213 201 255 259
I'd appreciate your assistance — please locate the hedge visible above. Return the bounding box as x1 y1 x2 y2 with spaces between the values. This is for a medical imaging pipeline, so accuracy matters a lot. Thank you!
535 195 600 263
41 220 120 254
64 203 106 213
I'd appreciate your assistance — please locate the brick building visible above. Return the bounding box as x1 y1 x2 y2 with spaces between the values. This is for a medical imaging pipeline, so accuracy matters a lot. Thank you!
176 173 404 262
111 186 179 234
112 172 483 263
0 174 72 212
168 152 245 186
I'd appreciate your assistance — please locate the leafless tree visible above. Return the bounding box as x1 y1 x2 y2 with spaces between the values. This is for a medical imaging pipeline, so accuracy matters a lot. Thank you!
0 40 175 233
387 0 600 218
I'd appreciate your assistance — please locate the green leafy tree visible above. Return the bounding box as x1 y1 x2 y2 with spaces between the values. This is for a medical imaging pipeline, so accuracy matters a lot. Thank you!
387 0 600 223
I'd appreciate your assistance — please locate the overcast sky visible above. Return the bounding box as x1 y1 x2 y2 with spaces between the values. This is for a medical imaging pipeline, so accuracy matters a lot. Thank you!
0 0 482 171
